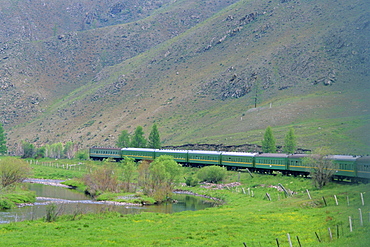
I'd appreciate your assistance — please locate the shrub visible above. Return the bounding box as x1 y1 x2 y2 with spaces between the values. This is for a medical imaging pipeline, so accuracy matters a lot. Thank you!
185 176 199 187
197 166 226 184
0 157 32 188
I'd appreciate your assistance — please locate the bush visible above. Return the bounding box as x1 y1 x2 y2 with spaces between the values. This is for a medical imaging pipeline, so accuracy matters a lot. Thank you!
185 176 199 187
197 166 226 184
0 157 32 188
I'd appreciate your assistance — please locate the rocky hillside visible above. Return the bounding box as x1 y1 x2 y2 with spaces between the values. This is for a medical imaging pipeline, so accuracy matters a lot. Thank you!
1 0 369 155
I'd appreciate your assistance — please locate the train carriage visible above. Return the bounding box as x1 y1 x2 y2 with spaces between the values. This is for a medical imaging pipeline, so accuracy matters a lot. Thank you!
288 154 310 176
121 148 156 161
221 152 257 170
187 150 221 166
155 149 188 163
328 155 358 180
355 156 370 180
255 153 289 173
89 147 122 161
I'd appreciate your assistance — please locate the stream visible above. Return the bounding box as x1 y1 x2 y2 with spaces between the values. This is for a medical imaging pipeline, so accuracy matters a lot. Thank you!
0 180 216 224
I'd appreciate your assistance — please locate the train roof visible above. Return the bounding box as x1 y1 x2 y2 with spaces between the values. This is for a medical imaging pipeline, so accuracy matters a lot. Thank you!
256 153 289 158
289 154 310 159
90 147 121 150
121 148 157 152
356 156 370 163
156 149 188 154
187 150 222 155
327 155 359 161
221 152 258 157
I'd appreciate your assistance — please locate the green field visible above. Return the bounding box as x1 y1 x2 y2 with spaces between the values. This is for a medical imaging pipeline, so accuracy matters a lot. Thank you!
0 162 369 246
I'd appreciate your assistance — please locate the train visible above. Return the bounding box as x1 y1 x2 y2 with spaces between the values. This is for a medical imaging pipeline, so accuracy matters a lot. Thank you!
89 147 370 182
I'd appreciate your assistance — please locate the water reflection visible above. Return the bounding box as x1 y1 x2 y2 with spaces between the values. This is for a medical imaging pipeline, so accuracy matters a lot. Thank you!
0 184 216 223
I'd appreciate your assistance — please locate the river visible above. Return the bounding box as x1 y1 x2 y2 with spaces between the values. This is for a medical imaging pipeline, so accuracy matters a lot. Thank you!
0 180 216 224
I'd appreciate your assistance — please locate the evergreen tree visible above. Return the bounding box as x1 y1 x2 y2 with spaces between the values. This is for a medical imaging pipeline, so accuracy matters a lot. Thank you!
283 128 297 154
130 126 147 148
0 123 7 155
262 126 276 153
116 130 131 148
148 124 161 149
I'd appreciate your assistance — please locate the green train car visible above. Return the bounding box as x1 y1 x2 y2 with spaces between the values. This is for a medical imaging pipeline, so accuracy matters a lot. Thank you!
221 152 257 170
255 153 289 173
328 155 359 180
288 154 310 176
155 149 188 163
356 156 370 181
121 148 156 161
89 147 121 161
187 150 221 166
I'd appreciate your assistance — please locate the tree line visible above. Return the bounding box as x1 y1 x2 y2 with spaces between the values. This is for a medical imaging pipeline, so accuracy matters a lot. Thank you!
116 124 161 149
20 141 88 160
261 126 297 154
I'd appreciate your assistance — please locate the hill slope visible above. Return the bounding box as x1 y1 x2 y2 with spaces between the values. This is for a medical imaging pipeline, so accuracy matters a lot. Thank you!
1 0 369 154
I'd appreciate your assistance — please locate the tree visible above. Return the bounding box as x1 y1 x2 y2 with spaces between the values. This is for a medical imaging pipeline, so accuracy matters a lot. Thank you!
262 126 276 153
116 130 131 148
0 122 7 155
283 128 297 154
148 155 182 202
121 157 136 192
0 157 32 188
148 124 161 149
303 147 336 189
76 149 89 160
131 126 147 148
21 141 35 158
64 141 75 159
83 165 119 197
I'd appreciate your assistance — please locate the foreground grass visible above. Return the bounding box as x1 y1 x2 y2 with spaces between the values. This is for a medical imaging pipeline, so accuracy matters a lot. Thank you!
1 170 369 246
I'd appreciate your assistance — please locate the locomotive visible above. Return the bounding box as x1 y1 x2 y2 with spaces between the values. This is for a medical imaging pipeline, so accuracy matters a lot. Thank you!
89 147 370 182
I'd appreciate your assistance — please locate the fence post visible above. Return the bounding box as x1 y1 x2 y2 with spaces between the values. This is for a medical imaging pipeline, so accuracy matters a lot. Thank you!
287 233 293 247
360 193 364 206
306 189 312 199
328 227 332 241
296 236 302 247
322 196 327 207
334 195 338 205
266 193 271 201
359 208 363 227
349 216 353 232
276 238 280 247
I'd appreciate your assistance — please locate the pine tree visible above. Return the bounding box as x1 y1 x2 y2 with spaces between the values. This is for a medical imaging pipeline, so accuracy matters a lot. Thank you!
262 126 276 153
283 128 297 154
131 126 147 148
116 130 131 148
148 124 161 149
0 123 7 155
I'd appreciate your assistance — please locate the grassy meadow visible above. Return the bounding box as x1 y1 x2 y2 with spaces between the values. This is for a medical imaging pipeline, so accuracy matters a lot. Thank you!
0 161 369 246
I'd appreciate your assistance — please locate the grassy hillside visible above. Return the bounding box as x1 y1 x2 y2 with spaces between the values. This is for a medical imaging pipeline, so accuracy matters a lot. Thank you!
1 0 369 154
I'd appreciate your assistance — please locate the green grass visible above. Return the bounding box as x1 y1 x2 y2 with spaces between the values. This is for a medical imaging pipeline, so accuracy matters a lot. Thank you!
1 168 369 246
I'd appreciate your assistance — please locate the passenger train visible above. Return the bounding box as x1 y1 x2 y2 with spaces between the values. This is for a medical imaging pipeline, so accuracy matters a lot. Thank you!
89 147 370 182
